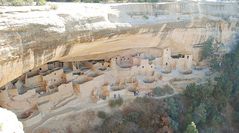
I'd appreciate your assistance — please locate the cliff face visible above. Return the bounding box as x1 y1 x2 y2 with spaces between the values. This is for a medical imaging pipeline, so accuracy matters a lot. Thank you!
0 2 238 87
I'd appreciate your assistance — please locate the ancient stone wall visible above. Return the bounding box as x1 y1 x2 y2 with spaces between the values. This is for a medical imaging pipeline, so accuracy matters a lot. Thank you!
42 69 64 88
25 75 43 89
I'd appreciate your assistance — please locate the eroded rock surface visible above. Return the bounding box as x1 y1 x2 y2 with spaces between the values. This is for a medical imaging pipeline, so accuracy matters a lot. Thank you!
0 2 239 87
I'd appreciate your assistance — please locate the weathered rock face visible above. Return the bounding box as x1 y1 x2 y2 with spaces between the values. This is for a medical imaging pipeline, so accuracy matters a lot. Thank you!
0 2 238 87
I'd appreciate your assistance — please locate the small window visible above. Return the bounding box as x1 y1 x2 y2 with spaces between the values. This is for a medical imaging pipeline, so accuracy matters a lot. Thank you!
166 63 168 66
151 66 153 68
54 73 56 75
29 70 32 72
142 66 144 68
39 68 42 70
187 56 189 59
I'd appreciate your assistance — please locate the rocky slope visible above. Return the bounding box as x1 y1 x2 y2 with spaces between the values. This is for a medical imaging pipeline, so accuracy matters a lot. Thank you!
0 2 238 87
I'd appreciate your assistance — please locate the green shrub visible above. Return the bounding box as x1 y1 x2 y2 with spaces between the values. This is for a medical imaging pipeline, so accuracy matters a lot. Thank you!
1 0 47 6
8 0 33 6
143 15 149 19
124 111 142 123
97 111 107 119
232 112 239 123
36 0 46 5
149 0 158 2
153 85 174 96
210 112 224 126
192 103 207 125
153 86 162 96
108 98 123 108
202 37 214 60
81 0 103 2
99 97 173 132
184 122 198 133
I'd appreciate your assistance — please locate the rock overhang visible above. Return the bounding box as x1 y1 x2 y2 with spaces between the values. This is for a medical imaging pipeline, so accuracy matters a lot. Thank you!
0 1 238 87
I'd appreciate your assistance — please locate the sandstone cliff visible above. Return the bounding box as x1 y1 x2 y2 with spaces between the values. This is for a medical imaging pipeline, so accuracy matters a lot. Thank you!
0 2 238 87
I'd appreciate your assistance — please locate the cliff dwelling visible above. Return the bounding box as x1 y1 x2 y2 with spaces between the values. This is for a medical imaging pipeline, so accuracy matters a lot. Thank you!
0 47 216 131
0 1 238 133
